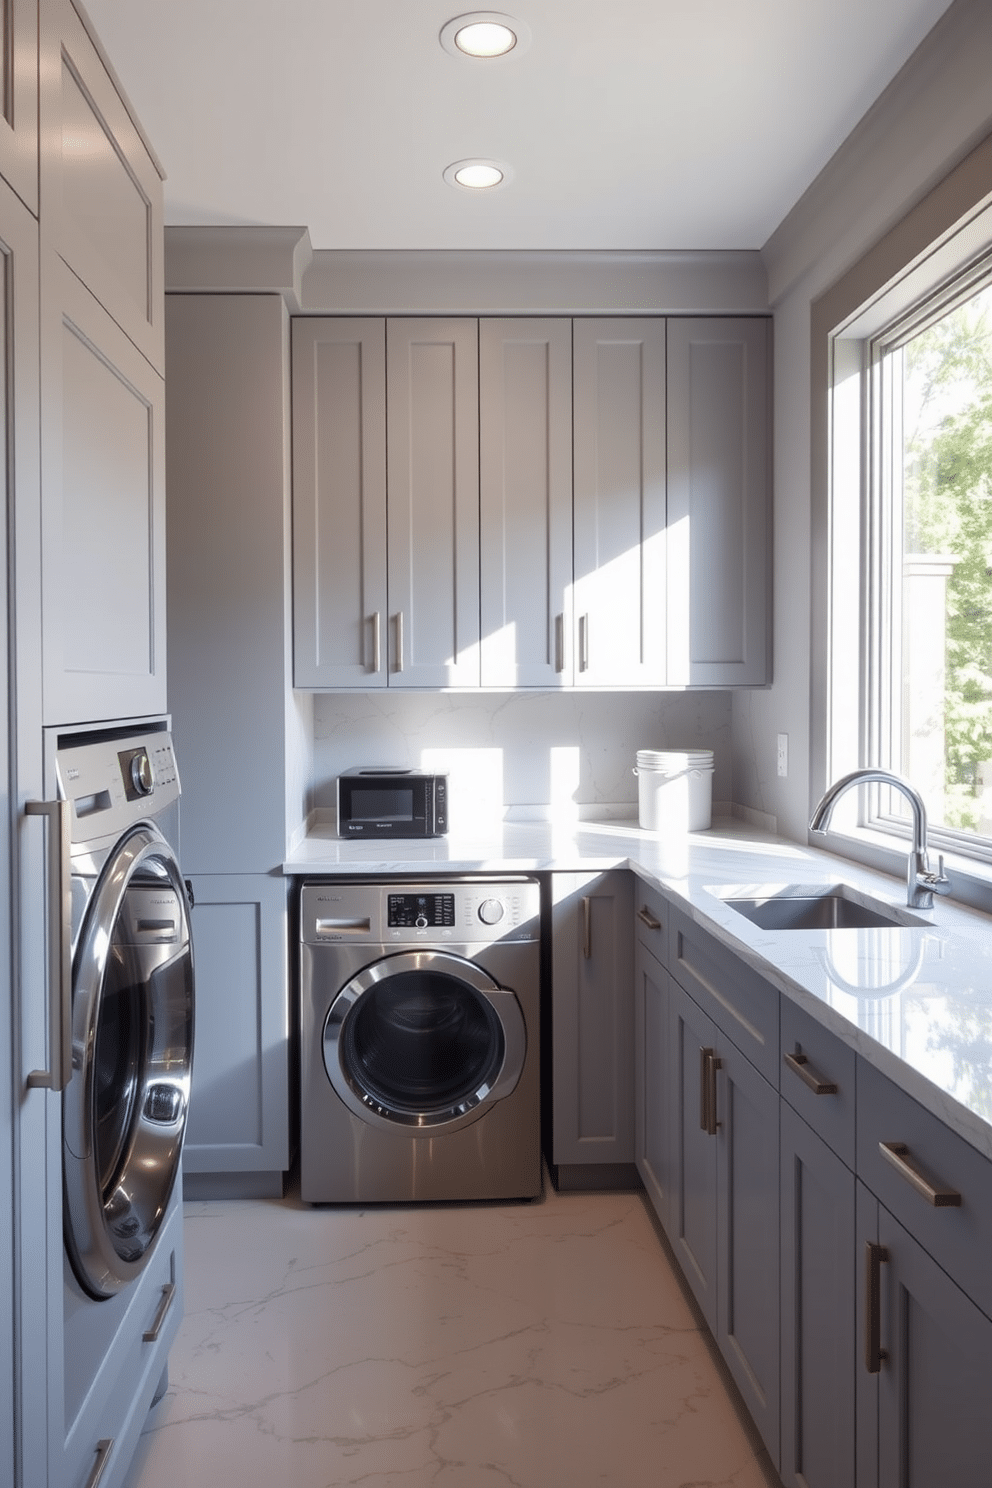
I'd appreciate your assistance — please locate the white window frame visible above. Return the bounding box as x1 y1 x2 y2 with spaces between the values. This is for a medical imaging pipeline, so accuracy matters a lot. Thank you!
810 152 992 914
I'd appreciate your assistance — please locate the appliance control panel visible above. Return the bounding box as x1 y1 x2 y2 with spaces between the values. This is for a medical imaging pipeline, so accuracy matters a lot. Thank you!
301 878 541 945
387 892 456 929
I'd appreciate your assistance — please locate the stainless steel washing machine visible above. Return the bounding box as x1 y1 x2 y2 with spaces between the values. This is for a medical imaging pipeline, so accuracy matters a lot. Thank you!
299 877 541 1203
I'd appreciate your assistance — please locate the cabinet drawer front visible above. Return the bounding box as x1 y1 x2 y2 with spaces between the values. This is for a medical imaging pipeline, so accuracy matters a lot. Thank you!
633 878 668 961
780 1000 856 1168
669 907 779 1085
857 1059 992 1319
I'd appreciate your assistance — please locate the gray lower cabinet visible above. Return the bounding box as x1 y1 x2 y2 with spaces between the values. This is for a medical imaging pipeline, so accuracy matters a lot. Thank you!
182 875 289 1198
551 870 634 1178
780 1103 856 1488
668 975 781 1459
856 1185 992 1488
633 884 671 1226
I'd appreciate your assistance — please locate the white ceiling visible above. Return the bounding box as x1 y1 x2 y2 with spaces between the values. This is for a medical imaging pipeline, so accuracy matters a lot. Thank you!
83 0 956 252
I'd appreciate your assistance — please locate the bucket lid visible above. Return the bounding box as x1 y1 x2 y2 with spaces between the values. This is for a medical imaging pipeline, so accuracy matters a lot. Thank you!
637 748 713 770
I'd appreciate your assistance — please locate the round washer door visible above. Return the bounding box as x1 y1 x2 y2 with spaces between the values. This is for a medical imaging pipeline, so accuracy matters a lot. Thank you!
323 950 526 1134
64 823 194 1299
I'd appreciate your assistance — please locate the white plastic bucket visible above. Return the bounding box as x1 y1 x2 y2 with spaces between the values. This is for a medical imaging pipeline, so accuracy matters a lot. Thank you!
634 749 714 833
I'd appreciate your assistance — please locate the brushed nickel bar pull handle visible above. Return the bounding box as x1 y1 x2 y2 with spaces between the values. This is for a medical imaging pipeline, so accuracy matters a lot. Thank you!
555 613 564 673
637 906 662 931
865 1242 888 1374
143 1282 177 1343
784 1049 838 1096
581 896 592 959
83 1439 115 1488
371 611 381 674
394 611 404 672
26 799 72 1092
579 613 589 671
879 1141 962 1207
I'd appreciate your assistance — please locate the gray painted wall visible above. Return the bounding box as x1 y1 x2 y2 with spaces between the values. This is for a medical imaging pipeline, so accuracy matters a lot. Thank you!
734 0 992 843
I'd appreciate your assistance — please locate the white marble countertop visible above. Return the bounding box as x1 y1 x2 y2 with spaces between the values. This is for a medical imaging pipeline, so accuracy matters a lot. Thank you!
284 816 992 1163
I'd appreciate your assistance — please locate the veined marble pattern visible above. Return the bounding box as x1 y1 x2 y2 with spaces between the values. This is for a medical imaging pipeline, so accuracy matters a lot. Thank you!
123 1178 777 1488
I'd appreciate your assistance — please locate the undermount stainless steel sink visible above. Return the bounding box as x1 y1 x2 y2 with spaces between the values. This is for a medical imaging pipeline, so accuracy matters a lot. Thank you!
719 883 928 931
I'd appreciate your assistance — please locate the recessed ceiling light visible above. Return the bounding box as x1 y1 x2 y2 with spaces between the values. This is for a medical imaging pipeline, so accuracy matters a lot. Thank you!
455 21 515 56
443 159 511 191
439 13 531 60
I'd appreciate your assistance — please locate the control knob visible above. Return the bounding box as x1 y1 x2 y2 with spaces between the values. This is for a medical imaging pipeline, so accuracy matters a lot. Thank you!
130 751 154 796
477 898 505 926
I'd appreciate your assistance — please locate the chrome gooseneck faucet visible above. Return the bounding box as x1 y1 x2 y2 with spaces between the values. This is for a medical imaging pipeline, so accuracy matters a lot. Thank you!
809 769 952 910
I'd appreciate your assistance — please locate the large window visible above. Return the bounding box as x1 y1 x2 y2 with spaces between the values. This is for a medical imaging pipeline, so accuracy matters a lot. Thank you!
867 269 992 858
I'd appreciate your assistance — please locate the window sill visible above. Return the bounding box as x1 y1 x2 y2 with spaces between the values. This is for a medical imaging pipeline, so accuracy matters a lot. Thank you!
806 822 992 918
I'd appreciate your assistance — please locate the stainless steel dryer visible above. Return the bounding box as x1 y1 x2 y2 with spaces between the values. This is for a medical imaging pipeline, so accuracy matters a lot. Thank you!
299 878 541 1203
40 722 195 1488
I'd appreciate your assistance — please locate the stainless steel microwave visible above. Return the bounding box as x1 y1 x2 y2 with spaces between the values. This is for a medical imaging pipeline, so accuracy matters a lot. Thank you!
336 767 448 839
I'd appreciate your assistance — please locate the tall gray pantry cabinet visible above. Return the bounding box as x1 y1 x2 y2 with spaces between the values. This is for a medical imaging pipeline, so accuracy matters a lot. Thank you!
165 290 298 1198
6 1 174 1485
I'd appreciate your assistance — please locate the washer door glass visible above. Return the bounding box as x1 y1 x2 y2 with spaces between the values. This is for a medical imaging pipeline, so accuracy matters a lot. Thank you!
64 824 194 1299
324 951 526 1132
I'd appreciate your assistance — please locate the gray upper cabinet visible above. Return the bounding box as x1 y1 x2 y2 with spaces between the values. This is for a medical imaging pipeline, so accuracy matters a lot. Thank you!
41 0 165 372
292 317 387 689
572 318 668 687
386 318 480 687
292 313 770 692
293 317 480 688
480 318 573 687
39 0 167 726
0 0 39 214
666 317 770 686
41 255 166 725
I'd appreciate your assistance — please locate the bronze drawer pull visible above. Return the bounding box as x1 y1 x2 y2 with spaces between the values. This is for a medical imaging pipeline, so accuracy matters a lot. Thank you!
878 1141 962 1207
699 1047 721 1136
784 1049 838 1096
637 906 662 932
864 1242 889 1374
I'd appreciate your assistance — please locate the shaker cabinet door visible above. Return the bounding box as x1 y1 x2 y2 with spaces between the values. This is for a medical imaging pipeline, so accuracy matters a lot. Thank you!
386 318 480 687
666 317 770 686
572 318 668 687
0 0 38 213
480 317 573 687
292 317 388 688
41 256 166 725
857 1186 992 1488
41 0 165 369
780 1105 856 1488
551 870 634 1169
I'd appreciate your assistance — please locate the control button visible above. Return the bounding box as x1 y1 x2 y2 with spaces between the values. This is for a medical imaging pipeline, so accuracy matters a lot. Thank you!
478 898 505 926
415 915 429 929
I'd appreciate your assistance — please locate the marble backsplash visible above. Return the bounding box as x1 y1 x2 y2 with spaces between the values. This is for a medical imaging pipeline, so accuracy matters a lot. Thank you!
310 691 732 827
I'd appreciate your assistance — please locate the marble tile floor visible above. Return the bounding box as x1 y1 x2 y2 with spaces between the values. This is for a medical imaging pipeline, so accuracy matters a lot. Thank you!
123 1170 780 1488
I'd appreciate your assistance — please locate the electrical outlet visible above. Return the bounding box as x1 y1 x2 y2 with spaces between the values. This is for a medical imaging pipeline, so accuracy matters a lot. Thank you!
777 733 788 778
